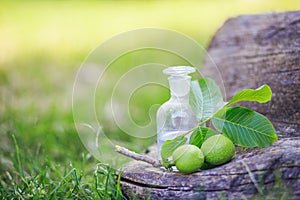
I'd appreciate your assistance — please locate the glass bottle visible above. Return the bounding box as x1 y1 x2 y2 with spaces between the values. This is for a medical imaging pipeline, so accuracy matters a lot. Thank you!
156 66 198 160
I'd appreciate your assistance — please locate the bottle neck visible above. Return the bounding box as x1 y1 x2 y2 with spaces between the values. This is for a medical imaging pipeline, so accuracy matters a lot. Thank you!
168 75 191 103
170 94 189 104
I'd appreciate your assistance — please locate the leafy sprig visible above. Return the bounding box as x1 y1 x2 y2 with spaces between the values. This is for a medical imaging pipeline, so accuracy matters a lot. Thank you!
161 78 277 167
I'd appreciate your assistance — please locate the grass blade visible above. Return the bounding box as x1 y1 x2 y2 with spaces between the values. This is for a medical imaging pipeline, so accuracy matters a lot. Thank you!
12 134 24 177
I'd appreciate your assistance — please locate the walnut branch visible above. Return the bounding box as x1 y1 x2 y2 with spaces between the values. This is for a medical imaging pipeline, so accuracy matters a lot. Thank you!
115 145 161 167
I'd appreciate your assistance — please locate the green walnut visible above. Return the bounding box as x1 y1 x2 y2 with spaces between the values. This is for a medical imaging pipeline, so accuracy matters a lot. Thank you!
172 144 204 174
201 134 235 166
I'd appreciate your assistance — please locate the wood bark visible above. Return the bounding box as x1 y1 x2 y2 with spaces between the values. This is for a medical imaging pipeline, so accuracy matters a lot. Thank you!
202 10 300 138
121 139 300 199
120 10 300 199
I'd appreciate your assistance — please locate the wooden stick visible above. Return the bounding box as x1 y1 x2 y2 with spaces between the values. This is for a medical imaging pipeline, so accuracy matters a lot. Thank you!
115 145 161 167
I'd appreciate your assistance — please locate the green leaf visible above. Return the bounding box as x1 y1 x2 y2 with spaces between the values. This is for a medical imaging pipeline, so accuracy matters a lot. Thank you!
161 135 187 160
226 84 272 107
189 127 217 148
212 106 277 147
189 78 225 122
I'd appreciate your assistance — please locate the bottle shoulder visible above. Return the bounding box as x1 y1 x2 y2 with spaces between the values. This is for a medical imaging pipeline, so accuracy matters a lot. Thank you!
157 100 195 117
158 100 191 110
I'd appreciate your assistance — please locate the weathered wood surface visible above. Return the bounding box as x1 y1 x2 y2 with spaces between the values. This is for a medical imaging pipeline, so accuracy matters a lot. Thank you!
202 10 300 138
121 138 300 199
120 10 300 199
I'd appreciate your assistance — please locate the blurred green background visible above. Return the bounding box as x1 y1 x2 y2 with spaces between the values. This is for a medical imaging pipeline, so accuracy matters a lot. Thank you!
0 0 299 198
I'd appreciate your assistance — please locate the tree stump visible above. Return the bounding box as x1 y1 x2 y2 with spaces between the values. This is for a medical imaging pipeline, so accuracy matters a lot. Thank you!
120 10 300 199
202 10 300 138
121 139 300 199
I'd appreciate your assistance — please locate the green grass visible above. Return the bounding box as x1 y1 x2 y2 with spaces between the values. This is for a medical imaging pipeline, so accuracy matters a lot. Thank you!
0 0 299 199
1 136 124 199
0 99 125 199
